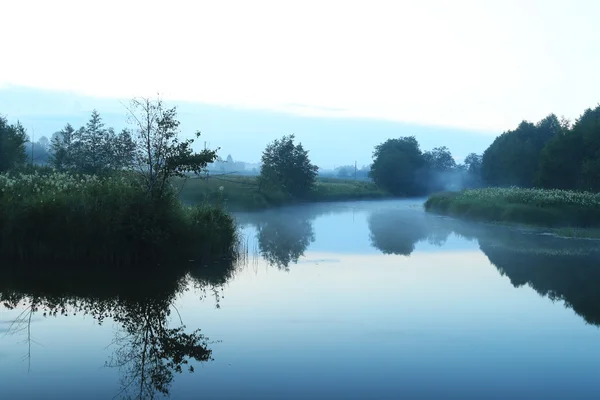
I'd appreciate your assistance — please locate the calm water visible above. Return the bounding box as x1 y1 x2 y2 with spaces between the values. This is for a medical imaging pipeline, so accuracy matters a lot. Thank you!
2 199 600 399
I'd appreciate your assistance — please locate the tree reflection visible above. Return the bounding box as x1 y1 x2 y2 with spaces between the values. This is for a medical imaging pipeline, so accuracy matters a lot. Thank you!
106 299 213 399
472 228 600 326
367 210 431 255
237 207 318 270
256 215 315 270
0 257 241 399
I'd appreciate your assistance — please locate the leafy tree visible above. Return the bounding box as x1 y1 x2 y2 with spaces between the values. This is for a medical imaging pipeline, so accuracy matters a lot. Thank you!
369 136 428 196
0 116 27 172
125 97 218 198
481 115 559 187
537 107 600 191
108 128 136 170
49 123 76 170
424 146 456 172
258 134 318 198
459 152 483 188
25 136 51 165
463 153 482 176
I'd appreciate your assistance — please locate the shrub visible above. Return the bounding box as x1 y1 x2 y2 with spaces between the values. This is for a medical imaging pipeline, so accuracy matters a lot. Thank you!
0 171 238 266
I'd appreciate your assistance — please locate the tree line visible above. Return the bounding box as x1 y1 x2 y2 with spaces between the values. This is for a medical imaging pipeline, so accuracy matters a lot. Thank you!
3 101 600 199
482 106 600 192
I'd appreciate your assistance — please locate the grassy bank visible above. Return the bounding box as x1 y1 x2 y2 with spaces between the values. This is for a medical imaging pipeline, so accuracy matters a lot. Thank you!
176 174 389 211
0 171 239 266
424 187 600 228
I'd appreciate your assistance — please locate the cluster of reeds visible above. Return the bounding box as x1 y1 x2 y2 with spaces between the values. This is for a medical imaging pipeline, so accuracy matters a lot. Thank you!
0 171 239 266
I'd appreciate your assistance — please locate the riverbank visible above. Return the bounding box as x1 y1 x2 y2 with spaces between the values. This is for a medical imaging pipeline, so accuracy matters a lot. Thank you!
424 187 600 230
0 171 240 266
176 175 390 211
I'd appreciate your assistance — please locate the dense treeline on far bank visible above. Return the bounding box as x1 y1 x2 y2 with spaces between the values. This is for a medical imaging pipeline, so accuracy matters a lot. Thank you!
426 105 600 229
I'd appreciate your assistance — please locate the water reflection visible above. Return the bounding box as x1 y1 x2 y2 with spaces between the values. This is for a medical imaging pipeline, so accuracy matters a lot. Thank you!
368 210 430 255
371 208 600 327
237 207 324 270
0 260 240 399
239 202 600 328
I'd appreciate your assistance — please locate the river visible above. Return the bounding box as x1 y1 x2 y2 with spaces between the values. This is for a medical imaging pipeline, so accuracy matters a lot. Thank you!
2 199 600 399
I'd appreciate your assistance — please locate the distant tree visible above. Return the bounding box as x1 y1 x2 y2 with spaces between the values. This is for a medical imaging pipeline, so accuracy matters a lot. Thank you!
0 116 27 172
369 136 428 196
74 110 112 174
258 134 318 198
226 154 233 163
24 136 51 165
463 153 482 176
109 128 136 170
423 146 456 172
481 115 559 187
459 152 484 188
336 165 354 179
125 97 218 198
49 123 76 170
537 107 600 191
37 136 50 151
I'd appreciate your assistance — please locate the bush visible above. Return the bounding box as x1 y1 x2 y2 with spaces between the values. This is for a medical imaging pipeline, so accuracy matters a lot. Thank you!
0 171 239 266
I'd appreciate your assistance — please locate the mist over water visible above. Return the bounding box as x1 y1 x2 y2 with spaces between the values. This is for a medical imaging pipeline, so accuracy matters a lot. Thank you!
2 199 600 399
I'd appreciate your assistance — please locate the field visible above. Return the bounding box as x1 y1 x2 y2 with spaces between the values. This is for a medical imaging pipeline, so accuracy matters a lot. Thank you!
176 174 389 211
424 187 600 228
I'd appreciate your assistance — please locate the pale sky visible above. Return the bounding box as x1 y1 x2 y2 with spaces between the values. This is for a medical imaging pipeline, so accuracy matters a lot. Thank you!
1 0 599 132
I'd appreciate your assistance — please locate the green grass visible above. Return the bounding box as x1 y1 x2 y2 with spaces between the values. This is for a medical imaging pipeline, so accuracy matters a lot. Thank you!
176 174 389 211
0 171 240 266
424 187 600 229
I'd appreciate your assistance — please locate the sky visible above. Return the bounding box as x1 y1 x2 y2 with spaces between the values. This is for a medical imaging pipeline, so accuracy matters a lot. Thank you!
1 0 600 166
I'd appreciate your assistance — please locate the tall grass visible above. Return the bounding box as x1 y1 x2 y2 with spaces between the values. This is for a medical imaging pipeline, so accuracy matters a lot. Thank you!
0 171 239 266
424 187 600 228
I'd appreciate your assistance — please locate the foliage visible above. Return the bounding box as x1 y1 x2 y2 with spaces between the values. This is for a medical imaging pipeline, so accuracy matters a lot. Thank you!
369 136 429 196
0 171 238 265
424 187 600 228
258 134 319 198
48 112 135 174
125 97 218 199
481 115 562 187
0 116 27 172
537 106 600 192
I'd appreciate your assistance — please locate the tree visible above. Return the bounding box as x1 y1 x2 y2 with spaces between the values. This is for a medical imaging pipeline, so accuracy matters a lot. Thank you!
49 123 76 170
258 134 318 198
125 97 218 198
108 128 136 170
74 109 112 174
424 146 456 172
481 116 559 187
537 107 600 191
369 136 428 196
25 136 51 165
0 116 27 172
463 153 482 176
